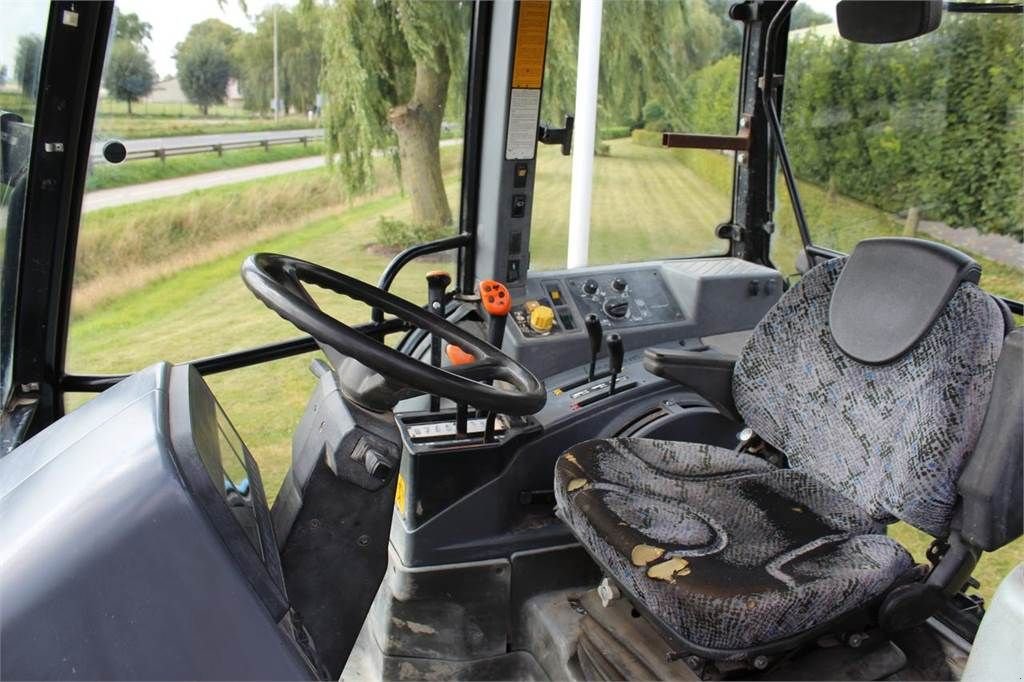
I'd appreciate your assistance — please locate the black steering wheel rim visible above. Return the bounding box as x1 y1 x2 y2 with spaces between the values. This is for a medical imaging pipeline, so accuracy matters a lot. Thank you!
241 253 546 415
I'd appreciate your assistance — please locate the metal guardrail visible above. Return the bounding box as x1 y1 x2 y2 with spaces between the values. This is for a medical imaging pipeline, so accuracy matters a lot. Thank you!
90 129 325 163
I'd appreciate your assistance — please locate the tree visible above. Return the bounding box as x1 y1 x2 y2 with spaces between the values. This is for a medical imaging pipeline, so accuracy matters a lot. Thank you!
542 0 725 129
234 5 322 114
176 36 233 115
14 34 44 99
0 65 7 88
183 18 241 54
115 11 153 44
104 40 157 114
321 0 470 230
789 4 832 30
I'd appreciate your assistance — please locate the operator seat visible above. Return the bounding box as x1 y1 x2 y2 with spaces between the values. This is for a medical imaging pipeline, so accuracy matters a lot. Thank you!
555 238 1018 658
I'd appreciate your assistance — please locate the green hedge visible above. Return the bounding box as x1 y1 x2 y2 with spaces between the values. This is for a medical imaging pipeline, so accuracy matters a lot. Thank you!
599 126 632 140
784 14 1022 238
676 14 1023 238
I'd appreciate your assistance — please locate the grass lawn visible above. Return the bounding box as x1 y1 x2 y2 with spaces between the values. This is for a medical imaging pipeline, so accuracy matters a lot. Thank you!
86 143 324 191
66 138 1022 601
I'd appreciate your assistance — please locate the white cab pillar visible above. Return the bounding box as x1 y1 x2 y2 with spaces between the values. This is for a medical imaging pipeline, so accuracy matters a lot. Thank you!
566 0 603 269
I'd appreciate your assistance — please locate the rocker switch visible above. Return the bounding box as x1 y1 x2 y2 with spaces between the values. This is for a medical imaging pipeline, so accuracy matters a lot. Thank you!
511 194 527 218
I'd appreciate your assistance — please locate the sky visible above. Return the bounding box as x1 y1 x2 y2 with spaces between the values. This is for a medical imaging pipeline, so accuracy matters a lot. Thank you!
3 0 838 83
2 0 297 81
116 0 298 78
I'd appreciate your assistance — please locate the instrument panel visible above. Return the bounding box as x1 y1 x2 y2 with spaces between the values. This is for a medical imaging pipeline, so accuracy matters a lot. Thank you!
564 268 683 328
503 258 785 379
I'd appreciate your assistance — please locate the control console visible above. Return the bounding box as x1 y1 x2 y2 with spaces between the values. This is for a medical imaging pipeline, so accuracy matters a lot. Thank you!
566 268 683 328
502 257 784 378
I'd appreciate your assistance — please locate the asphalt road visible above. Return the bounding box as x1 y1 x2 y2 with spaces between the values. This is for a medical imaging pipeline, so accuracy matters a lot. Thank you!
83 155 328 212
89 128 324 159
82 138 461 213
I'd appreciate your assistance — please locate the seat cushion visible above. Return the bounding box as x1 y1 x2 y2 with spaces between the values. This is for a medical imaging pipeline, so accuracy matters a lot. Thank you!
554 438 914 652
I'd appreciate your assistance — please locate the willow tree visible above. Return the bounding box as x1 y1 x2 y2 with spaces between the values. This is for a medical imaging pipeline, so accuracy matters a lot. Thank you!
321 1 468 230
543 0 727 129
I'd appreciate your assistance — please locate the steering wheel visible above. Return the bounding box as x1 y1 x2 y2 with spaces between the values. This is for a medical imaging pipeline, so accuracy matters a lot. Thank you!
241 253 546 416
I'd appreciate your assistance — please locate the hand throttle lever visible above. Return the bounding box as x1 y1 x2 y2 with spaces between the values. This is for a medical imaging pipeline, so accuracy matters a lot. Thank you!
606 333 624 395
585 314 603 380
478 279 511 442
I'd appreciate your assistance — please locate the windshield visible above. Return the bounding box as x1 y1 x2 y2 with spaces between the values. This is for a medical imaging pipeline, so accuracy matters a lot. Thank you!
530 0 742 271
1 3 49 407
775 7 1023 305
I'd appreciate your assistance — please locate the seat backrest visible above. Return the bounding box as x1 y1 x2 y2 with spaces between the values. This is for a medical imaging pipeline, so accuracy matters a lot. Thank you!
733 238 1007 537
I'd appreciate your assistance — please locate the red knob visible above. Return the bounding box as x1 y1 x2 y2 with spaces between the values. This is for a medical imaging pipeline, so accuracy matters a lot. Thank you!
479 279 511 316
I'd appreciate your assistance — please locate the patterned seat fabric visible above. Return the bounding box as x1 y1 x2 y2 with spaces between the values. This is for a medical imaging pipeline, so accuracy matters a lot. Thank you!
554 438 913 651
555 254 1006 652
733 257 1005 536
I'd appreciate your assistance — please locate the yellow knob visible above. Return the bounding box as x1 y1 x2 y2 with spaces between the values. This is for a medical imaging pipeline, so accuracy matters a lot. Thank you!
529 305 555 333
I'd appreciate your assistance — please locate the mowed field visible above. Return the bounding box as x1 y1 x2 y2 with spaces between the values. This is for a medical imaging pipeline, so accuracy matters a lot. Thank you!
66 138 1023 600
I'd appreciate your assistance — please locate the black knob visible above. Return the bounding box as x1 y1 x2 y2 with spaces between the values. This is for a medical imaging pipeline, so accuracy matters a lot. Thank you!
584 314 602 380
102 140 127 164
612 277 627 292
582 278 599 295
604 299 629 318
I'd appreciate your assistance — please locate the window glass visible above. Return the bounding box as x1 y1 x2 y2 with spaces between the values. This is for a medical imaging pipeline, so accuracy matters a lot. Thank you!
1 3 49 406
777 9 1023 302
67 0 470 373
65 1 472 499
531 0 741 271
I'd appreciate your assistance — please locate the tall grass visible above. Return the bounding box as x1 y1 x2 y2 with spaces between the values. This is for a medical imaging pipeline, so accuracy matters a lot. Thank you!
74 146 462 315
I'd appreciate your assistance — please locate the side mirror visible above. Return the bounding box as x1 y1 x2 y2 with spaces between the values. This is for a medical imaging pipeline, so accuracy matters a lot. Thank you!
836 0 943 44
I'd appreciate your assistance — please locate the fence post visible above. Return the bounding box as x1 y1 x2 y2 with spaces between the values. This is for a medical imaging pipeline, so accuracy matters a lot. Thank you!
903 207 920 237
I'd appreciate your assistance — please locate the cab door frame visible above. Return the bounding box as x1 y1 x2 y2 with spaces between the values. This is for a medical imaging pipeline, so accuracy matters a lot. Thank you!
3 1 114 446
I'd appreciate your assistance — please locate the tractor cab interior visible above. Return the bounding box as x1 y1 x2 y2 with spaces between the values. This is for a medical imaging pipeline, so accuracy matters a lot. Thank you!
1 1 1021 681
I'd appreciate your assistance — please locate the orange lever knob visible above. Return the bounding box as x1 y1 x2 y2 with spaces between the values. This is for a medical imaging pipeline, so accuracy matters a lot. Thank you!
479 279 511 316
446 344 475 366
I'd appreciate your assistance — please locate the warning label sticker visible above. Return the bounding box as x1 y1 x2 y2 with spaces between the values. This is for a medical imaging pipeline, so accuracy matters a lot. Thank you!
511 0 550 89
506 88 542 160
394 473 406 517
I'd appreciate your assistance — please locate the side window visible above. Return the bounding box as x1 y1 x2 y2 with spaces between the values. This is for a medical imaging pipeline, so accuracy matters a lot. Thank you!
777 10 1023 304
66 3 473 499
1 6 49 406
531 0 742 271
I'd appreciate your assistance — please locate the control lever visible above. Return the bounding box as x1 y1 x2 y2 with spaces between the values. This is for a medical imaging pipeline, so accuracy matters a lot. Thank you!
426 270 451 412
585 314 603 380
607 333 624 395
479 279 512 442
479 279 511 349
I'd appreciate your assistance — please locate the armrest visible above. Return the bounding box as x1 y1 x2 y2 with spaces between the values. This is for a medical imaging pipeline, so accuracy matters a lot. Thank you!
643 347 741 423
955 327 1023 551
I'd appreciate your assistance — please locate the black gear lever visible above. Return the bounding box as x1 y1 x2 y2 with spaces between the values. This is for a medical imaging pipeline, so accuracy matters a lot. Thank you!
426 270 451 412
585 314 603 380
606 333 624 395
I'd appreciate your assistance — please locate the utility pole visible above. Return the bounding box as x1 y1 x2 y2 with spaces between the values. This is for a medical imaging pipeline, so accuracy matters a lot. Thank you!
273 5 280 121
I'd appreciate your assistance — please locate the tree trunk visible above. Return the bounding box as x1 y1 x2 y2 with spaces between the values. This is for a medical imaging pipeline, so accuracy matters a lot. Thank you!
388 51 452 229
127 99 132 115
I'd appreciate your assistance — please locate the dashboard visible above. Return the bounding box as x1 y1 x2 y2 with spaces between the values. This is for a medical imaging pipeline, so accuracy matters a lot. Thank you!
0 364 315 680
503 257 784 378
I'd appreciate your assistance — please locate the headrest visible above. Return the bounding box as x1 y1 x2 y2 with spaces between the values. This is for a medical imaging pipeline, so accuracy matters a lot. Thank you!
829 238 981 365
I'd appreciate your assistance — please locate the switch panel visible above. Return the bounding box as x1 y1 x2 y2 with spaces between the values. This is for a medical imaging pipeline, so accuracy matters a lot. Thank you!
567 269 683 328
